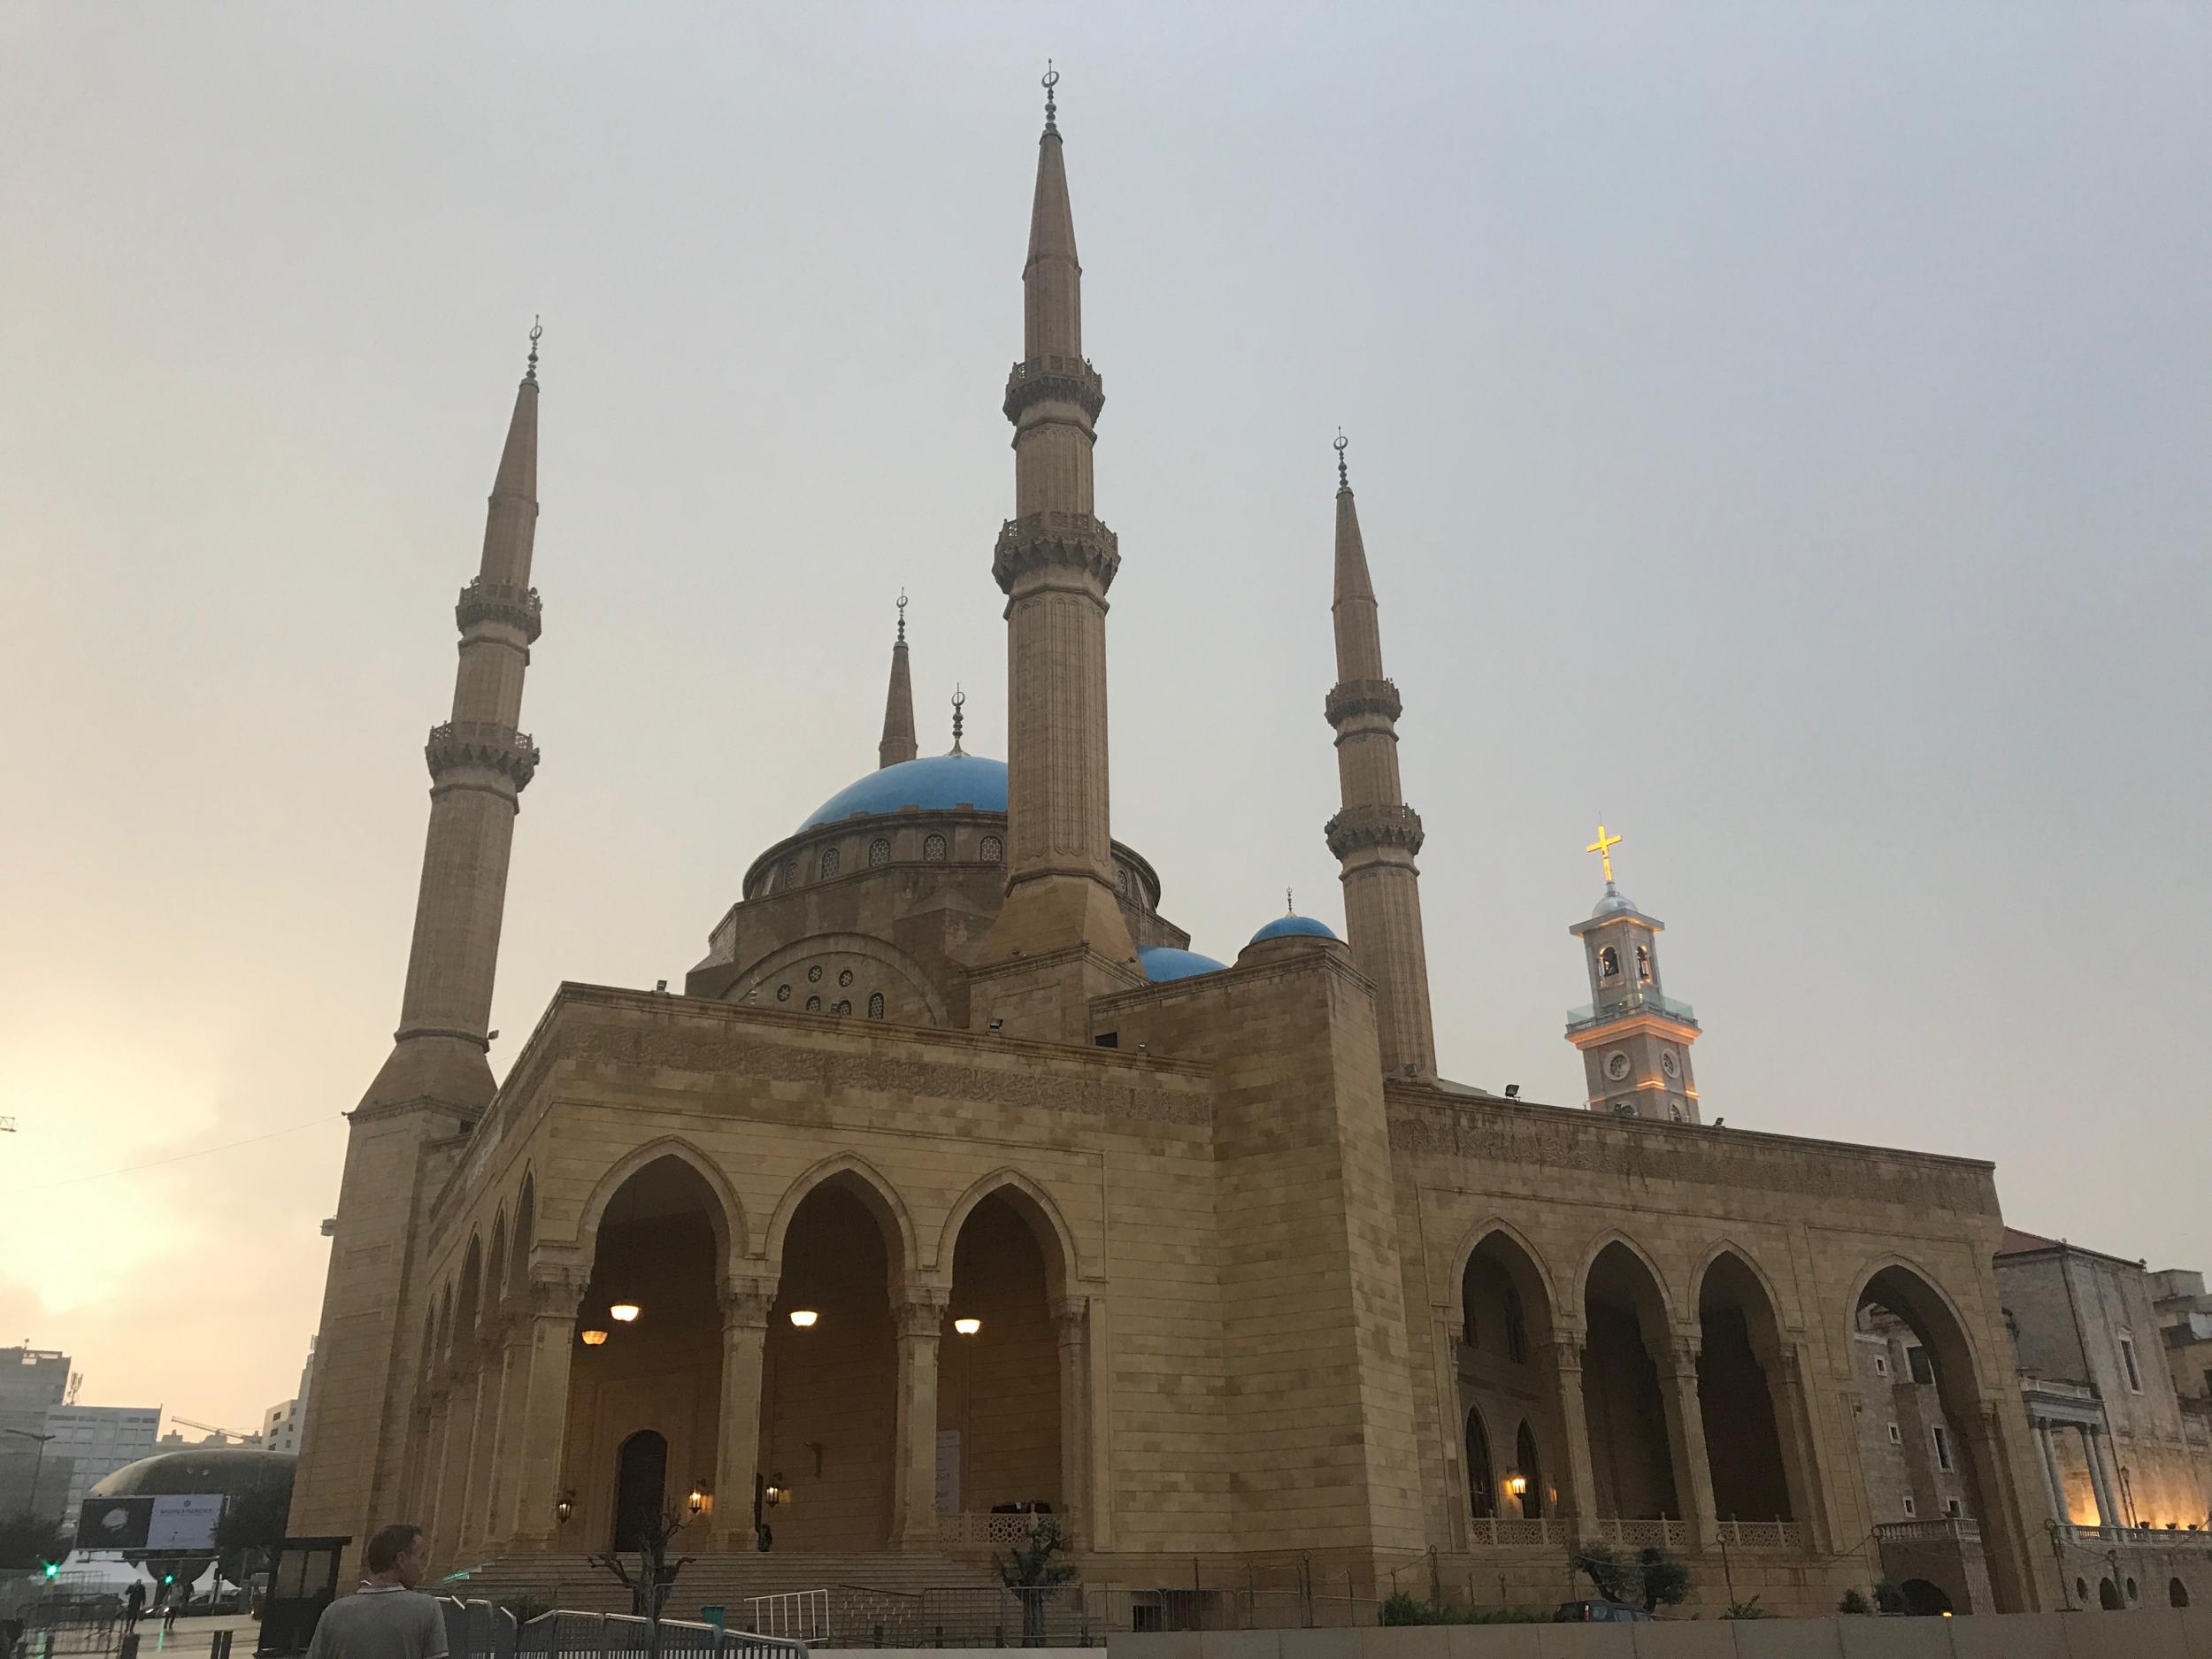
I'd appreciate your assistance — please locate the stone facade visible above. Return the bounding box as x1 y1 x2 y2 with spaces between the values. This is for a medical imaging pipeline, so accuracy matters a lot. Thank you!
290 83 2085 1624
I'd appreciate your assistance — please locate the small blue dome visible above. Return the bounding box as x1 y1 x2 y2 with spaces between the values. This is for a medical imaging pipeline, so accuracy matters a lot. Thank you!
1248 913 1339 945
801 754 1009 831
1138 946 1228 983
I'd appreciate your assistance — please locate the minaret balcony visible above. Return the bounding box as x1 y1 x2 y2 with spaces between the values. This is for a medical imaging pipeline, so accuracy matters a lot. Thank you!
1566 990 1699 1034
1003 355 1105 422
456 577 544 643
1325 678 1403 728
426 720 541 791
1324 802 1425 860
992 511 1120 594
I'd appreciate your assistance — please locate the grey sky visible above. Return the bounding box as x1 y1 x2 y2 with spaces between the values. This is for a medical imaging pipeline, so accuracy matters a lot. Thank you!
2 4 2206 1428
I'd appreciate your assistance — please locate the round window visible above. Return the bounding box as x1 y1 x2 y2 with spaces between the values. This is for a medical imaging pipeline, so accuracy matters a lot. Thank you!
808 965 823 983
838 969 854 987
776 984 791 1002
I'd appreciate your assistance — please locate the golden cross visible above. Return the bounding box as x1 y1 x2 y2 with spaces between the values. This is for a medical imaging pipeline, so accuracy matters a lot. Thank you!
1586 822 1623 884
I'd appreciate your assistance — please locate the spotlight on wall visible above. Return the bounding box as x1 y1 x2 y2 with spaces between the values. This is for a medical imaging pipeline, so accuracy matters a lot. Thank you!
788 1309 818 1328
610 1303 641 1324
580 1329 609 1347
1503 1084 1520 1099
954 1317 982 1336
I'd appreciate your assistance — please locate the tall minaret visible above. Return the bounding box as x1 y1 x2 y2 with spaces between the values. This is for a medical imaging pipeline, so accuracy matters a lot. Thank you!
978 67 1137 976
879 592 918 769
292 328 546 1566
1323 434 1438 1079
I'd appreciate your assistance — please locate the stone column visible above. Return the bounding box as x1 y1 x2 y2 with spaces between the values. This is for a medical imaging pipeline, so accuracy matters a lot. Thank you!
507 1267 584 1546
2032 1421 2066 1527
1548 1334 1600 1529
413 1385 451 1524
480 1312 534 1552
892 1286 950 1549
434 1359 481 1555
1658 1339 1720 1545
713 1279 775 1551
2081 1425 2118 1531
1752 1333 1826 1547
1051 1295 1092 1548
458 1329 508 1555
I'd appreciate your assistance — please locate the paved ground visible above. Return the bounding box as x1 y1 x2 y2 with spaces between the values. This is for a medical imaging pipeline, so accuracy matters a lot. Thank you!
119 1613 259 1655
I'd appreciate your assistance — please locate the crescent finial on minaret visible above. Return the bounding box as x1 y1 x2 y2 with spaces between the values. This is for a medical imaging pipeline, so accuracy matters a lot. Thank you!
1042 60 1059 134
950 684 967 755
526 316 542 385
896 588 908 643
1334 428 1349 490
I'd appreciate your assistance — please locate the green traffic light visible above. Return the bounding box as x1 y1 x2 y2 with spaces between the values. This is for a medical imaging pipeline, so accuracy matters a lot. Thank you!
42 1563 58 1579
162 1574 174 1586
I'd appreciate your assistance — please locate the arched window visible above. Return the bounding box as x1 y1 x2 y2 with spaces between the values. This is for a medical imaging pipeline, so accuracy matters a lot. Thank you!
1599 946 1620 979
1504 1286 1528 1364
868 838 890 869
782 857 798 887
1464 1409 1494 1519
2099 1578 2121 1611
2171 1578 2189 1608
1115 867 1130 895
923 833 947 863
1513 1420 1543 1518
819 846 841 879
979 835 1003 863
833 1000 851 1016
1635 944 1653 983
805 995 822 1013
868 993 886 1019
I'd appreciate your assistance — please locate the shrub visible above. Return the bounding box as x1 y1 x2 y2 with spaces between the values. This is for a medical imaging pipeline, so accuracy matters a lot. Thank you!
1376 1595 1539 1626
1635 1548 1690 1615
498 1593 553 1623
1838 1588 1873 1616
1721 1597 1766 1619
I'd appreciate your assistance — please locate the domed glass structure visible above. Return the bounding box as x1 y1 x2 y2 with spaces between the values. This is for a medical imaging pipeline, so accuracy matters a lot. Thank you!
1248 913 1338 945
1138 946 1227 983
802 754 1009 831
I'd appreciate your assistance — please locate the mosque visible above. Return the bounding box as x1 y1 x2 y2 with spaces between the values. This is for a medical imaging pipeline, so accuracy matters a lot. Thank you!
287 77 2063 1618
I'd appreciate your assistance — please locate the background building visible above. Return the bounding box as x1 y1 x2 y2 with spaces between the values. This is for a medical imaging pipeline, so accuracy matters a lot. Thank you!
42 1404 162 1528
0 1346 75 1525
260 1338 316 1456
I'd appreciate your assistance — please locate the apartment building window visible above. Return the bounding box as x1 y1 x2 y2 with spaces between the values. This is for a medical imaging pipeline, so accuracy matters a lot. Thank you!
1932 1425 1953 1471
1902 1496 1917 1517
1908 1346 1936 1385
1946 1499 1962 1517
2119 1334 2143 1393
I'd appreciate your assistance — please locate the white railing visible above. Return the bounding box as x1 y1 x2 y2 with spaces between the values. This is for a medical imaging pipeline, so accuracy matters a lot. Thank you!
1709 1519 1807 1549
1583 1517 1692 1549
935 1509 1062 1548
1875 1517 1983 1544
735 1589 829 1645
1464 1517 1576 1548
2061 1524 2212 1550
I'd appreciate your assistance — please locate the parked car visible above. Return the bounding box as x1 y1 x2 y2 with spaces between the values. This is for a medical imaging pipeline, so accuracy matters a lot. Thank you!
1555 1599 1652 1622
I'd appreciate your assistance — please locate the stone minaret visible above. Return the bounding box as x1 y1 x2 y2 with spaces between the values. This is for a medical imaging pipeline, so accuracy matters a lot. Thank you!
978 70 1137 979
1323 436 1438 1078
292 330 545 1566
879 593 918 769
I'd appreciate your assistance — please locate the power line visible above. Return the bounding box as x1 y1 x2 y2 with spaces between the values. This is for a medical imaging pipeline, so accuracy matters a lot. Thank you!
0 1114 342 1196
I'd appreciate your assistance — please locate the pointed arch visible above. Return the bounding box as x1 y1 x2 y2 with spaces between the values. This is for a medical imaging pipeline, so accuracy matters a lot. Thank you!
1448 1217 1560 1331
1577 1231 1678 1336
1844 1255 1987 1386
454 1233 486 1333
935 1168 1080 1294
574 1136 747 1268
485 1208 510 1315
1513 1419 1545 1519
509 1170 536 1300
1463 1404 1496 1519
764 1150 918 1282
1690 1240 1794 1325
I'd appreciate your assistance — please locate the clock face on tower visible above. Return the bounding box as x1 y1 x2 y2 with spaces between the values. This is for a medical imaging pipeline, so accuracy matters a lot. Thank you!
1660 1049 1679 1079
1605 1050 1632 1081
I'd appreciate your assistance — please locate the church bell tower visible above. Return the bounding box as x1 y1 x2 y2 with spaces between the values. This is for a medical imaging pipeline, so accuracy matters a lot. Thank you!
1565 825 1702 1123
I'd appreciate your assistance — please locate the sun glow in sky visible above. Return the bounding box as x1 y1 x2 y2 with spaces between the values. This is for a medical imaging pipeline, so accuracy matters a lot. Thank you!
3 4 2207 1430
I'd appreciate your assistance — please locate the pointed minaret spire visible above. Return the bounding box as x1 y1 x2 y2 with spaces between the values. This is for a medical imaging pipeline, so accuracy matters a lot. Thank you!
879 590 918 769
360 328 546 1110
1323 435 1438 1079
979 68 1137 995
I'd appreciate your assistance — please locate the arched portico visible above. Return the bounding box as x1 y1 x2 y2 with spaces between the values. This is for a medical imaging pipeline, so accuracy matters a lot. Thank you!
1580 1239 1715 1539
1454 1228 1576 1533
1853 1258 2042 1612
1696 1250 1816 1537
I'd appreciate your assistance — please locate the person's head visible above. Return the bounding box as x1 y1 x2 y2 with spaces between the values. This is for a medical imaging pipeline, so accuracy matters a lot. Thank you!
363 1524 431 1587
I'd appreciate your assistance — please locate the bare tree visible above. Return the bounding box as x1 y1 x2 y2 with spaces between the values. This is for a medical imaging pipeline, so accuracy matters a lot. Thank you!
588 1508 697 1659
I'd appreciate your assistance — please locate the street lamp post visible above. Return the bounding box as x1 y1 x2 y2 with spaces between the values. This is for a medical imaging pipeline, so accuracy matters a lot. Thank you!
4 1428 58 1523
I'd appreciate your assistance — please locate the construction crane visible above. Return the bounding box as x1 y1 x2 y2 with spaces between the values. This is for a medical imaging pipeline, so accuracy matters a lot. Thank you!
166 1415 258 1445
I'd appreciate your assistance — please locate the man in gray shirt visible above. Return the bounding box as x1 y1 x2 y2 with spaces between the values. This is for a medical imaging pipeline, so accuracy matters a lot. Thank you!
304 1525 447 1659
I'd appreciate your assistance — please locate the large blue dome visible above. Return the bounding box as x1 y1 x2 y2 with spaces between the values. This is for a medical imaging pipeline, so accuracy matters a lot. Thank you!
802 754 1009 831
1248 913 1338 945
1138 946 1228 983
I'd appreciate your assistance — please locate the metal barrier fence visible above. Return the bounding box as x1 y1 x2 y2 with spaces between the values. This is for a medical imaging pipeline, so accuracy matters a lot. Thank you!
820 1586 1387 1647
2 1588 122 1659
435 1600 810 1659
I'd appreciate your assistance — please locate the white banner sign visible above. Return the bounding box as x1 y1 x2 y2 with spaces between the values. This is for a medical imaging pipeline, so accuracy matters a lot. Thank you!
148 1494 225 1551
